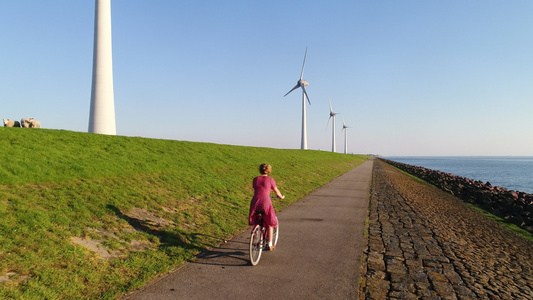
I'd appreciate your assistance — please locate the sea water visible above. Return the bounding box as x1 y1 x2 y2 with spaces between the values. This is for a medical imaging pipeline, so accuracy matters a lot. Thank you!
384 156 533 194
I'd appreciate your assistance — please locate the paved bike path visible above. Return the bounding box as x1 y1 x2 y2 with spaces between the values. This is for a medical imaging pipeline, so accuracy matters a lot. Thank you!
123 159 373 300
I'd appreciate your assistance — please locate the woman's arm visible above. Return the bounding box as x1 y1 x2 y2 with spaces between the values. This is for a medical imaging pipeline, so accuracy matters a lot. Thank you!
273 187 285 199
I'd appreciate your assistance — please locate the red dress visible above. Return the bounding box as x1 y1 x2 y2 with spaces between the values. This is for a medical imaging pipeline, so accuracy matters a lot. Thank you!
248 175 278 227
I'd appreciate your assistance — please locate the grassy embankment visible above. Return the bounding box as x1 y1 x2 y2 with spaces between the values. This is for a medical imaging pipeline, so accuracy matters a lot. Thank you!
0 128 368 299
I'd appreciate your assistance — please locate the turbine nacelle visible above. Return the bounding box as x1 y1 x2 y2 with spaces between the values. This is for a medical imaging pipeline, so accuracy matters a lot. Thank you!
328 99 339 121
342 122 350 130
341 117 350 154
342 115 350 130
326 99 340 130
283 47 311 150
284 79 309 96
284 81 311 105
284 48 310 105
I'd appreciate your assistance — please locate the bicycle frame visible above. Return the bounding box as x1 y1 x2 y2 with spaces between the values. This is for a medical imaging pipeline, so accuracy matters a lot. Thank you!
253 213 269 245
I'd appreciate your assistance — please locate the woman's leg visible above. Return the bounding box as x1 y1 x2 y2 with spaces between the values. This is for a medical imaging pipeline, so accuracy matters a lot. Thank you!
268 226 276 250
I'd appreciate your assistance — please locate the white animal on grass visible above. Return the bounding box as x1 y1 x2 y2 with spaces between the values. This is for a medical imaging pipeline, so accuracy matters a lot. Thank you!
3 119 21 127
21 118 34 128
29 120 41 128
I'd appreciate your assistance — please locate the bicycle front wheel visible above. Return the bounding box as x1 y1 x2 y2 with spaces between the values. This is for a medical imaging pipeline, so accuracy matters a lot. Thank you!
249 225 263 266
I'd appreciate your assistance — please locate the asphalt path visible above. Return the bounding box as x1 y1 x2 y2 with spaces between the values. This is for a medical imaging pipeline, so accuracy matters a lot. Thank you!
123 158 373 300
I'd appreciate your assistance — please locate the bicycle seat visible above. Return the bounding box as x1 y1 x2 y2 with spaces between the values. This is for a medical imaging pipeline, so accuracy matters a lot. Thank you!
252 211 265 226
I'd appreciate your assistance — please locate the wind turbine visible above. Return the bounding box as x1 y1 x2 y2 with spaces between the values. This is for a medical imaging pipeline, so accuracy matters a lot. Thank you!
284 47 310 150
88 0 116 135
341 116 350 154
326 99 339 153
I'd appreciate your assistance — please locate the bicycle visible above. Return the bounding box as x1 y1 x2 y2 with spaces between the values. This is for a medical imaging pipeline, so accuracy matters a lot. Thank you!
249 211 279 266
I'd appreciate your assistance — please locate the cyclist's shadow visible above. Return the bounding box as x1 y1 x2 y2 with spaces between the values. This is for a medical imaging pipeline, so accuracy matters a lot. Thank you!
107 204 251 267
192 236 251 267
106 204 206 254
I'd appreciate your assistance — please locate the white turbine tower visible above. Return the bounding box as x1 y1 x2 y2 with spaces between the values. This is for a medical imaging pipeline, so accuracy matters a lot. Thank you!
326 99 339 153
88 0 116 135
342 117 350 154
284 47 310 150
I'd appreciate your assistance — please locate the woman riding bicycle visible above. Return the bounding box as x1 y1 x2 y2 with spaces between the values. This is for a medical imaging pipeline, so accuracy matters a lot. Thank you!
249 163 285 251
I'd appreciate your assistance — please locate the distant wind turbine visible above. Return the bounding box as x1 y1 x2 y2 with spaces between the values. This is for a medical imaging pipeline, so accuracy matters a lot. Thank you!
326 99 340 153
284 47 310 150
342 116 350 154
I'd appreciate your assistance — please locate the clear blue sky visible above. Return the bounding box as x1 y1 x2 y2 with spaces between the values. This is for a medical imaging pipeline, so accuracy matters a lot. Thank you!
1 1 532 156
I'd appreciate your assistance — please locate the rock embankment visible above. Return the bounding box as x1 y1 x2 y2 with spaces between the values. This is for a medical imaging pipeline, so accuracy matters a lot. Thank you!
381 158 533 234
360 160 533 299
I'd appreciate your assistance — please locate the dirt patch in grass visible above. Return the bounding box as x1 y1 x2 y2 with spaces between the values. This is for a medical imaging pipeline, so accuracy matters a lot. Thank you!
70 233 152 260
70 209 167 260
0 272 30 285
71 237 122 260
125 207 173 228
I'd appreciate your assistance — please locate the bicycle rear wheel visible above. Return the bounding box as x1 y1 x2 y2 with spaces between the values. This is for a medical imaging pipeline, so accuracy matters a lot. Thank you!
272 217 279 246
249 225 263 266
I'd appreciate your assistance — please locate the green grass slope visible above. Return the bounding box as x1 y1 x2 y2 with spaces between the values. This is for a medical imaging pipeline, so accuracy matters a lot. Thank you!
0 127 367 299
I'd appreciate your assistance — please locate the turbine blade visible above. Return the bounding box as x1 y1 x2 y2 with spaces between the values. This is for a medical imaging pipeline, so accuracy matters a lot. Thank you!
302 86 311 105
300 47 308 80
284 84 300 97
326 115 332 130
329 98 333 113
